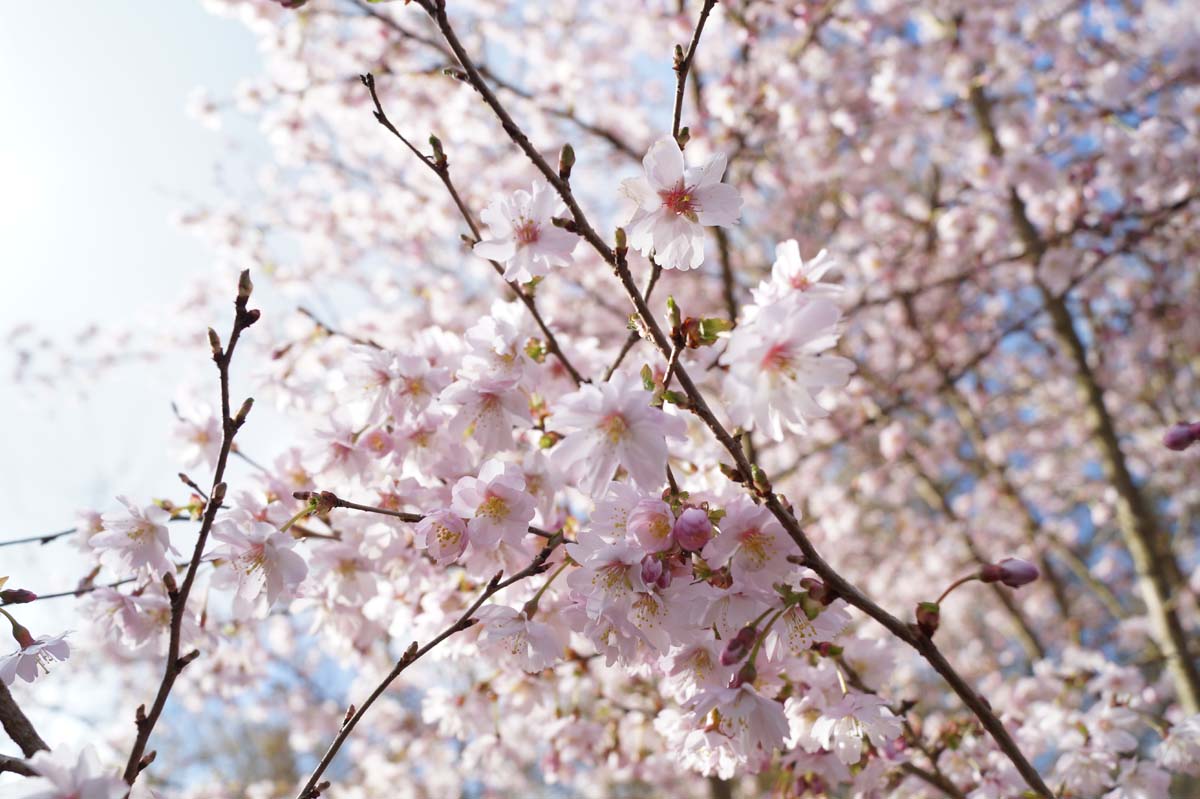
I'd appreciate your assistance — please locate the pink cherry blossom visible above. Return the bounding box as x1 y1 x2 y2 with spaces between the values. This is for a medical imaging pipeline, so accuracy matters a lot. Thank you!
722 292 855 442
0 631 70 686
473 604 565 672
451 459 536 548
620 136 741 270
689 683 790 757
627 497 676 553
701 496 797 588
549 372 686 495
413 509 469 566
810 692 902 765
92 496 177 577
474 181 578 282
209 519 308 617
20 746 126 799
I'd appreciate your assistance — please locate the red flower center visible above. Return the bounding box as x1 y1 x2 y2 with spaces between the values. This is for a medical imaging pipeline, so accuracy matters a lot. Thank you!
659 183 697 218
515 218 540 245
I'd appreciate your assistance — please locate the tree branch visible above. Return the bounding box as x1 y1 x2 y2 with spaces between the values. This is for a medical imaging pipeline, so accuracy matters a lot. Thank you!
294 532 563 798
0 683 47 758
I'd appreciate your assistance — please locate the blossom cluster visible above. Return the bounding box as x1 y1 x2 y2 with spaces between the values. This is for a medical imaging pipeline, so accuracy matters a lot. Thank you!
4 0 1200 797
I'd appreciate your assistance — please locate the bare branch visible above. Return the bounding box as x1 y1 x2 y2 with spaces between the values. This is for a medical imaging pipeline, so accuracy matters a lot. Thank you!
121 271 260 786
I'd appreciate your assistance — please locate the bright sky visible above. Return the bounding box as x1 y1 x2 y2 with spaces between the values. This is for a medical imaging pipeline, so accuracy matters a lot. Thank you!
0 0 261 766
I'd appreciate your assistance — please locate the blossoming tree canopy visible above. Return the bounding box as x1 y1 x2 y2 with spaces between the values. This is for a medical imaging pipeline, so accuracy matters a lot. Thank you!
3 1 1200 798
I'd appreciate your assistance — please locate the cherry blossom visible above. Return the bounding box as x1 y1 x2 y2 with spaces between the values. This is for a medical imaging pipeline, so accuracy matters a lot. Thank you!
18 746 126 799
549 372 686 495
473 181 578 282
450 459 536 548
412 509 469 566
209 519 308 617
473 604 565 672
92 497 177 577
0 631 70 686
620 136 741 270
809 693 902 766
722 292 855 442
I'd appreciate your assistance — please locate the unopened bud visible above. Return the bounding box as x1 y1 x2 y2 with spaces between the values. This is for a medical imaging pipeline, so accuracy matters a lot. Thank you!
916 601 940 638
429 135 447 169
234 397 254 426
207 328 222 359
719 625 757 666
980 557 1039 588
800 577 834 605
558 143 575 181
811 641 843 657
728 660 757 689
237 270 253 303
639 555 672 590
615 227 628 257
1163 421 1200 451
11 624 34 649
673 507 713 551
0 589 37 605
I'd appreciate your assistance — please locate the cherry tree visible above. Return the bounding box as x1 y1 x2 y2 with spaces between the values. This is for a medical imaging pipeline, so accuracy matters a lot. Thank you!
3 1 1199 798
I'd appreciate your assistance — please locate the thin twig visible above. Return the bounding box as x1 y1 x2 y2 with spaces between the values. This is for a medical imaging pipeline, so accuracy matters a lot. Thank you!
295 491 555 540
0 528 75 549
121 271 260 786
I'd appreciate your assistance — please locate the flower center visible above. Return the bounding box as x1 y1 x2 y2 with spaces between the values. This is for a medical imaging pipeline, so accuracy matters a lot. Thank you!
433 522 462 547
737 527 771 570
761 342 794 375
514 218 540 245
241 544 267 575
600 413 629 444
659 182 698 219
478 494 509 520
790 274 812 291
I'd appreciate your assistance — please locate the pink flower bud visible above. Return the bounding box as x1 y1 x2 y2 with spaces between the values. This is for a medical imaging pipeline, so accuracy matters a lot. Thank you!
1163 422 1200 451
672 507 713 551
0 590 37 605
12 624 35 649
639 556 671 590
719 625 757 666
628 499 676 553
980 557 1039 588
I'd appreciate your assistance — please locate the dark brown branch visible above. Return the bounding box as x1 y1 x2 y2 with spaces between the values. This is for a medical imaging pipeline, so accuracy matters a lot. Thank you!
121 271 259 786
671 0 719 140
294 532 563 798
0 683 47 758
0 753 36 777
418 6 1054 795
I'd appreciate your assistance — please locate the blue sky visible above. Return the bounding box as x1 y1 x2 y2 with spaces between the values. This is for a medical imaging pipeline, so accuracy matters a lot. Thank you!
0 1 262 763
